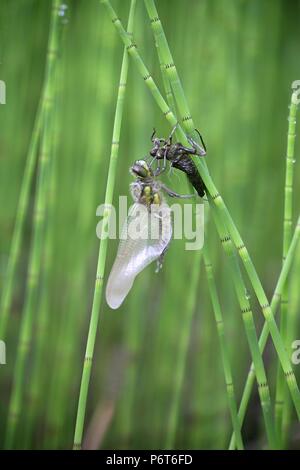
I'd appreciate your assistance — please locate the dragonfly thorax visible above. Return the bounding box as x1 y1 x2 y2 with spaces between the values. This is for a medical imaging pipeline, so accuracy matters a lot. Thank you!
130 181 162 207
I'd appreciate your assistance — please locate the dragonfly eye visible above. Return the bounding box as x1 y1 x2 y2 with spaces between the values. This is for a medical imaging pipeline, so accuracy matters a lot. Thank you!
131 160 150 178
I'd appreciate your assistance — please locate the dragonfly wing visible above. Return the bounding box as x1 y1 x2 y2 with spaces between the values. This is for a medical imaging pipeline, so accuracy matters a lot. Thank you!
106 202 172 309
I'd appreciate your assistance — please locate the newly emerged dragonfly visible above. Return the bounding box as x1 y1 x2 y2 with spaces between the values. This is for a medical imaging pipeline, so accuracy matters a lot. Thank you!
106 159 194 309
150 125 207 197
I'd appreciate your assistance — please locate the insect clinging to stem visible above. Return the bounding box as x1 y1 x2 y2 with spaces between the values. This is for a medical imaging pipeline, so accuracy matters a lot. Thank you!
105 159 195 309
149 124 207 198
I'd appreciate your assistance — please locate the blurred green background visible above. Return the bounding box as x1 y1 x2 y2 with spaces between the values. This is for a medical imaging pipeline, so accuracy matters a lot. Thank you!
1 0 300 450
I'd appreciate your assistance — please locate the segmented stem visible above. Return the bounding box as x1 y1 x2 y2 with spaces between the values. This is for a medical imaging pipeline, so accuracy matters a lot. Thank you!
73 0 137 450
0 95 43 340
211 204 277 448
4 0 61 449
203 249 244 450
275 91 298 443
229 215 300 449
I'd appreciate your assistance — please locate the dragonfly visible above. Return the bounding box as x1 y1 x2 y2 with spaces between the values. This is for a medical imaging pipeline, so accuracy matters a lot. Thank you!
149 125 207 197
106 159 194 309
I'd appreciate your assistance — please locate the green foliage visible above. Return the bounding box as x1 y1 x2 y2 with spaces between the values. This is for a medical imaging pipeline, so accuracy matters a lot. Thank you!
1 0 300 450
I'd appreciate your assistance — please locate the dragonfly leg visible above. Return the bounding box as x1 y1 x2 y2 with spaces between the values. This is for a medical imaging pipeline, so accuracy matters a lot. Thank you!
154 147 169 177
153 162 162 176
194 128 207 153
160 183 195 199
151 127 156 141
149 155 159 172
186 130 207 156
151 128 167 145
161 146 168 174
167 122 178 145
155 241 171 273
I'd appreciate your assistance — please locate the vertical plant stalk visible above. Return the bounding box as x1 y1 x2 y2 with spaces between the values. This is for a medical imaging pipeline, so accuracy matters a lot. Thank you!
144 0 195 138
22 185 54 447
144 0 269 447
147 10 203 449
142 6 299 421
147 1 242 448
229 214 300 449
45 9 117 450
103 0 179 134
275 91 298 442
73 0 137 450
282 236 300 442
210 190 300 418
4 0 61 449
203 249 244 450
211 205 277 448
142 7 298 422
22 26 66 446
164 249 202 449
145 0 275 447
0 95 43 340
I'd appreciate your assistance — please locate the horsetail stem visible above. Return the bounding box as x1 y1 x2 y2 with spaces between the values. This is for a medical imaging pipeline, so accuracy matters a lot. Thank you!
140 10 300 420
145 6 203 449
275 91 298 442
102 0 180 134
211 202 277 449
145 1 243 449
44 9 118 449
0 95 43 340
73 0 137 450
4 0 62 449
163 249 202 449
144 0 197 139
213 194 300 418
203 249 244 450
229 214 300 449
22 26 66 448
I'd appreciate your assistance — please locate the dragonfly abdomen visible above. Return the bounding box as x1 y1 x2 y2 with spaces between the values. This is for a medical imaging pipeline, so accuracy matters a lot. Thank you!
172 156 206 198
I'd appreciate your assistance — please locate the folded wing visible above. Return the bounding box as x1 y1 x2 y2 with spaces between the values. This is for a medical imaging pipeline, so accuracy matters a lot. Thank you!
106 202 172 309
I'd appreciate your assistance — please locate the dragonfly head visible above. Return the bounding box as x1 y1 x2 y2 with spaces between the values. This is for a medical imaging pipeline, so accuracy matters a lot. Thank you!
130 160 152 179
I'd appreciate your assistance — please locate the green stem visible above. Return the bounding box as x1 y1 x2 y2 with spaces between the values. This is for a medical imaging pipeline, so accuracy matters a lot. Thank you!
211 204 277 449
144 0 278 446
282 236 300 443
0 95 43 340
164 249 202 449
44 9 117 449
146 3 202 448
143 0 300 422
72 0 137 450
203 249 244 450
275 91 298 443
229 214 300 449
209 189 300 419
4 0 61 449
22 34 65 447
144 0 194 133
